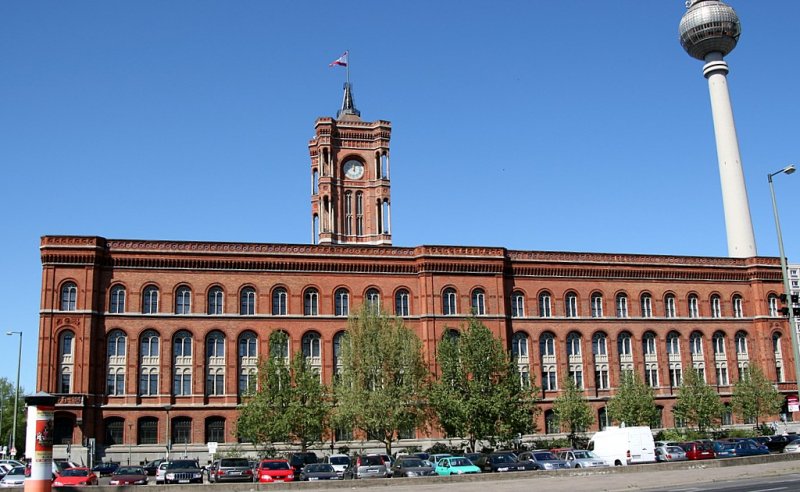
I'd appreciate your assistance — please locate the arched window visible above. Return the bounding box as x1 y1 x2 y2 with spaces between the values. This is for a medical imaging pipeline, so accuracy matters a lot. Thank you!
173 331 193 396
240 287 256 315
592 333 607 356
540 333 555 357
540 332 557 391
142 286 159 314
471 288 486 315
269 331 290 361
104 417 124 446
172 417 192 445
442 288 457 316
688 294 699 318
207 286 224 315
591 293 603 318
565 292 578 317
205 417 225 443
539 291 552 317
511 291 525 318
110 285 126 314
302 332 322 361
139 330 160 396
768 294 779 317
344 191 353 236
711 294 722 318
667 332 681 355
175 286 191 315
665 294 676 318
238 332 258 396
735 331 748 355
335 288 350 317
732 295 743 318
616 293 628 318
640 293 652 318
690 332 703 356
365 288 380 313
137 417 158 445
713 331 726 356
773 332 783 356
304 288 319 316
511 332 529 358
545 410 558 434
598 407 610 431
60 282 77 311
206 332 225 396
107 330 126 396
773 332 785 383
395 289 410 317
567 333 582 357
355 192 364 235
618 332 632 356
333 331 346 378
272 287 288 315
58 331 75 393
643 332 657 356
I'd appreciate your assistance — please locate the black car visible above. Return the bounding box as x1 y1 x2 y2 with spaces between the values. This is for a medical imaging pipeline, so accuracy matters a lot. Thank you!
288 452 319 474
473 452 535 473
92 462 120 477
142 459 165 476
390 457 435 478
164 460 203 484
299 463 339 481
764 435 794 453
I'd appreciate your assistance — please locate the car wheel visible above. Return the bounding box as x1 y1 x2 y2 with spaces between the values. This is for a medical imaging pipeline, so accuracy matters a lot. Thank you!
614 460 623 466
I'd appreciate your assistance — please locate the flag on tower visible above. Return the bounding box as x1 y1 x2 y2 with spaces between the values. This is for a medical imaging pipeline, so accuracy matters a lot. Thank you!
329 51 348 67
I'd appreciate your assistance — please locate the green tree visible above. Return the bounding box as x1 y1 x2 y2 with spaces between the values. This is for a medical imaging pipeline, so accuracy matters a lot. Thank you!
0 377 27 458
731 366 783 429
552 374 593 447
607 372 659 426
285 352 330 451
429 318 539 452
334 306 429 455
673 369 723 433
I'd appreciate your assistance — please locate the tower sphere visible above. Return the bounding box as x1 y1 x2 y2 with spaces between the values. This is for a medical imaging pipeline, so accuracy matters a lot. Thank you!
679 0 741 60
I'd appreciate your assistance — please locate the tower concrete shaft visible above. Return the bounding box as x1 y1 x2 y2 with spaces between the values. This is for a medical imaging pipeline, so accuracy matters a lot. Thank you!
703 52 757 257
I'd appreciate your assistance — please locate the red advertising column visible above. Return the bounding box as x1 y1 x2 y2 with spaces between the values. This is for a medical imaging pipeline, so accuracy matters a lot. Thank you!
25 393 59 492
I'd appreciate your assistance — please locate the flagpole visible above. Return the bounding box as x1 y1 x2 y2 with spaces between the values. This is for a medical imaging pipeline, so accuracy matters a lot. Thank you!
346 50 350 86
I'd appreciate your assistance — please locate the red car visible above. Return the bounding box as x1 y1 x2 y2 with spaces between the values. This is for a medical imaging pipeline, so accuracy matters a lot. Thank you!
256 460 295 483
53 467 99 486
680 441 715 460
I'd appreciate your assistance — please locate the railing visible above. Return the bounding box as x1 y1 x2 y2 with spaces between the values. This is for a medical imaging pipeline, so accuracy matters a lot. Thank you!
542 355 556 365
644 353 658 363
568 355 583 364
715 353 727 362
668 353 681 363
619 354 633 364
593 354 609 364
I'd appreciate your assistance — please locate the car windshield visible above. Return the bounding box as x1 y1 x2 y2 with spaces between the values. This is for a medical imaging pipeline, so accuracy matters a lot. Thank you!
329 456 349 465
534 452 558 461
492 454 515 463
667 446 685 453
7 467 25 476
572 451 593 459
449 458 471 467
261 461 290 470
361 456 383 466
167 461 198 469
115 467 144 475
400 458 424 467
62 469 89 477
306 464 334 473
220 459 249 467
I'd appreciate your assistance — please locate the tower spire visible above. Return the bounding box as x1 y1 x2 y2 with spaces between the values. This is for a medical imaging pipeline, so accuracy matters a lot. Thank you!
337 82 361 119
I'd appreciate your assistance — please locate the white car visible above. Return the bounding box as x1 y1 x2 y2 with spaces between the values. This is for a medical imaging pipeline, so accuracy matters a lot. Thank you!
782 438 800 453
155 462 169 485
325 454 351 478
0 466 26 488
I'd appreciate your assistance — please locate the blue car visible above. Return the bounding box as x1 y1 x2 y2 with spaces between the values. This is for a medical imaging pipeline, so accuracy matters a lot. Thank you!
712 441 736 458
732 440 769 457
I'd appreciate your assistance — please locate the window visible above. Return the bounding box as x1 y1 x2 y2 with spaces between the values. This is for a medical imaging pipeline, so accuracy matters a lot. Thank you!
565 292 578 317
240 287 256 315
365 288 380 313
669 365 682 387
60 282 77 311
110 285 126 313
107 330 126 396
137 418 157 445
172 418 191 445
667 332 680 355
567 333 582 357
471 288 486 315
773 332 783 356
58 331 74 393
688 294 699 318
333 331 346 378
511 291 525 318
735 331 748 355
544 410 558 434
355 192 364 236
690 332 703 356
570 366 583 389
335 288 350 317
716 365 729 386
238 332 258 396
105 418 124 446
665 294 676 318
443 288 457 316
591 293 603 318
592 333 607 356
395 289 410 317
302 332 322 361
175 286 191 314
595 367 609 390
512 332 529 358
269 331 290 360
539 291 552 317
206 332 225 396
542 368 557 392
616 293 628 318
598 408 610 431
713 332 726 356
173 331 193 396
205 417 225 443
640 294 652 318
344 191 353 236
142 286 159 314
304 288 319 316
540 333 555 357
769 295 779 317
732 295 743 318
618 333 632 356
643 332 657 356
645 364 659 387
139 330 159 396
272 287 288 315
208 286 224 315
711 295 721 318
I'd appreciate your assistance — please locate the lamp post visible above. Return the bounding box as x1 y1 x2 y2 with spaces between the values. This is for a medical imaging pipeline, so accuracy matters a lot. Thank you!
128 423 133 465
767 164 799 413
6 331 22 458
164 405 172 461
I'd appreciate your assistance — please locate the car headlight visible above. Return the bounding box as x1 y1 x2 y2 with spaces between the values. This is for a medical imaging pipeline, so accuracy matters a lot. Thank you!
407 471 418 477
109 480 119 485
53 481 64 486
166 473 175 479
288 474 294 479
193 473 202 479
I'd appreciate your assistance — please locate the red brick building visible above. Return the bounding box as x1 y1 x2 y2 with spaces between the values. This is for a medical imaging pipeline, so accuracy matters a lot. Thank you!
38 90 795 460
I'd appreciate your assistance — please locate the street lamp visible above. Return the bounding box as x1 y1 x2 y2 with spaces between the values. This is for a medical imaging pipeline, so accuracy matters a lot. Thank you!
6 331 22 458
164 405 172 461
127 423 133 465
767 165 799 413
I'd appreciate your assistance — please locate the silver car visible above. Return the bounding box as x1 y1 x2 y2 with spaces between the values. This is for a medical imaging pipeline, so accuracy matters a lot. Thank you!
155 461 169 485
0 467 26 488
558 450 609 468
518 450 570 470
782 438 800 453
655 445 688 462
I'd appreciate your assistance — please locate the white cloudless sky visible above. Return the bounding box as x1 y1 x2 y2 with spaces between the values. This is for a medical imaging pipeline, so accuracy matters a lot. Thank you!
1 1 798 391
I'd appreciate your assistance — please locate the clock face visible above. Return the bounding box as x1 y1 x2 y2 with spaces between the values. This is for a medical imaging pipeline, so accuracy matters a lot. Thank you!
343 159 365 179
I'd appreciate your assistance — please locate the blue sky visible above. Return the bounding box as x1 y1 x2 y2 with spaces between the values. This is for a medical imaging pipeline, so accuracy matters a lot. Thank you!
1 1 798 392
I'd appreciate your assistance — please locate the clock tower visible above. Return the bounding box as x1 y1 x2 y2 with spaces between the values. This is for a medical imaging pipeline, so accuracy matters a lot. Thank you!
309 82 392 245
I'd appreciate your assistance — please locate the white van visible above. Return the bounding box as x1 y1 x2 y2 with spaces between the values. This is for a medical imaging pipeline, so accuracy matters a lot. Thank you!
587 426 656 466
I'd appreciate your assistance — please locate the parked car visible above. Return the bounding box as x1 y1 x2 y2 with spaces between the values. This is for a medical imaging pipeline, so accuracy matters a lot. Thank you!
655 445 688 462
142 459 165 476
298 463 339 481
324 454 351 478
680 441 715 460
256 459 295 483
434 456 481 476
164 459 203 484
588 426 656 466
463 452 483 464
109 466 148 486
428 453 452 465
765 434 795 453
344 454 388 479
731 439 770 457
53 467 99 486
558 449 609 468
287 452 318 474
711 441 737 459
473 452 536 473
390 457 435 478
783 437 800 453
92 462 120 477
155 462 169 485
0 466 27 488
208 457 253 483
518 450 570 470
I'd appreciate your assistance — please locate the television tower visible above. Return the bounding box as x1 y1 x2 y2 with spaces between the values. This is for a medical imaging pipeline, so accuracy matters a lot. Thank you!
679 0 756 258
